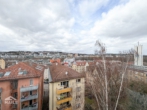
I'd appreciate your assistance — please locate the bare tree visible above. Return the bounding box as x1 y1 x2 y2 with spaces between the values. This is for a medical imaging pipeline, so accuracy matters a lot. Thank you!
86 40 133 110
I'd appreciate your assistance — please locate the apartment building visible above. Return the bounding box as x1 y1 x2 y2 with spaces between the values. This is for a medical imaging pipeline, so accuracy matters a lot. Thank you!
72 61 86 73
72 61 96 73
0 59 5 69
48 63 85 110
0 62 45 110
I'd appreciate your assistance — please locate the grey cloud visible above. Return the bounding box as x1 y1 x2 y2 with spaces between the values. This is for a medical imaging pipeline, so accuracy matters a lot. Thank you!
0 0 147 54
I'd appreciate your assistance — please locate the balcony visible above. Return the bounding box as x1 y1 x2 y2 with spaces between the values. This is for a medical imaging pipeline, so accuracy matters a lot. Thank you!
57 104 72 110
21 94 38 102
57 97 72 105
56 88 72 95
0 99 1 104
20 86 38 92
65 107 72 110
21 103 38 110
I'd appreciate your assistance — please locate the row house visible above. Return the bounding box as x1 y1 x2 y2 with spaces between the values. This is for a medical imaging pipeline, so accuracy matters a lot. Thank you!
0 62 45 110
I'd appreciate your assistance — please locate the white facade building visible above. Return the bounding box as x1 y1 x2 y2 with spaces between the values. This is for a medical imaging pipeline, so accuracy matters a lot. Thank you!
134 43 143 66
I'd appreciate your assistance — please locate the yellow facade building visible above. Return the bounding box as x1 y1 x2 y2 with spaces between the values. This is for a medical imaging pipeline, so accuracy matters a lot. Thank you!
0 59 5 69
48 63 85 110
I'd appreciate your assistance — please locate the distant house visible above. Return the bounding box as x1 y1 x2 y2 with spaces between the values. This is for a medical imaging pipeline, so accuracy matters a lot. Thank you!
0 59 5 69
64 58 75 67
72 61 86 73
72 61 96 73
50 58 61 64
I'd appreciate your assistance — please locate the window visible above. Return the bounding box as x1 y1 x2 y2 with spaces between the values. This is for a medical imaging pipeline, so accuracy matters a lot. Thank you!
76 87 81 92
76 79 81 83
61 81 69 88
12 104 17 109
76 95 81 99
13 92 17 99
4 72 11 76
76 103 80 108
30 79 33 85
12 80 18 89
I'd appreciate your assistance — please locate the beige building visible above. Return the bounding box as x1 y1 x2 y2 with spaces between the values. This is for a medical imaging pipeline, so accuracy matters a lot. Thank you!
0 59 5 69
72 61 86 73
48 63 85 110
127 65 147 83
72 61 96 73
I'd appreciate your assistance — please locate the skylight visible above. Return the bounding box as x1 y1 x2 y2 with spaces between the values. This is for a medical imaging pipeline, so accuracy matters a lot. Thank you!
0 72 4 78
35 65 43 71
18 71 23 75
4 72 11 76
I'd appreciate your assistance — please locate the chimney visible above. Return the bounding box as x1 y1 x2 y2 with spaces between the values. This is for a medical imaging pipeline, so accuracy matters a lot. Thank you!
18 68 21 72
65 71 68 75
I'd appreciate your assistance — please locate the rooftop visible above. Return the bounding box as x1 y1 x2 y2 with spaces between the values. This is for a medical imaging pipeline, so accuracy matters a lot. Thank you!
128 65 147 72
49 63 85 83
0 62 46 81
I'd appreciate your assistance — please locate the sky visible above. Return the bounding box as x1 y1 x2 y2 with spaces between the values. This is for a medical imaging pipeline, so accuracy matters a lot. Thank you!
0 0 147 54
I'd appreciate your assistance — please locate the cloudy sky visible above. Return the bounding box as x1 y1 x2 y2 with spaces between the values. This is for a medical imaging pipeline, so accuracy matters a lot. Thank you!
0 0 147 54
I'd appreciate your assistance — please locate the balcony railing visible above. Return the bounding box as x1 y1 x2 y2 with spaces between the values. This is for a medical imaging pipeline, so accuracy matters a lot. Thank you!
21 103 38 110
21 94 38 102
56 88 72 95
65 107 72 110
20 85 38 92
57 97 72 105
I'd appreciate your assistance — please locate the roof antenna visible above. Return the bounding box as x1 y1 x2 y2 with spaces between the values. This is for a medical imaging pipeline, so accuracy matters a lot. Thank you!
138 42 139 45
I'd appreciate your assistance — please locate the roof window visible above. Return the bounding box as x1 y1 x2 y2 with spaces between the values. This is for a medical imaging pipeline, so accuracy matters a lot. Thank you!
18 70 28 75
18 71 23 75
4 72 11 76
35 65 43 71
0 72 4 78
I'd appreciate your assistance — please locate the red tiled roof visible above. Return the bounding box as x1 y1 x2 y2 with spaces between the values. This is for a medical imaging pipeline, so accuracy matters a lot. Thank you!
76 61 86 66
88 62 96 66
0 62 45 81
49 63 85 82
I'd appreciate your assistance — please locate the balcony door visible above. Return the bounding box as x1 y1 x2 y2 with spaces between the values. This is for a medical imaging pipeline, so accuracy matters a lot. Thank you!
29 100 32 105
30 91 32 95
